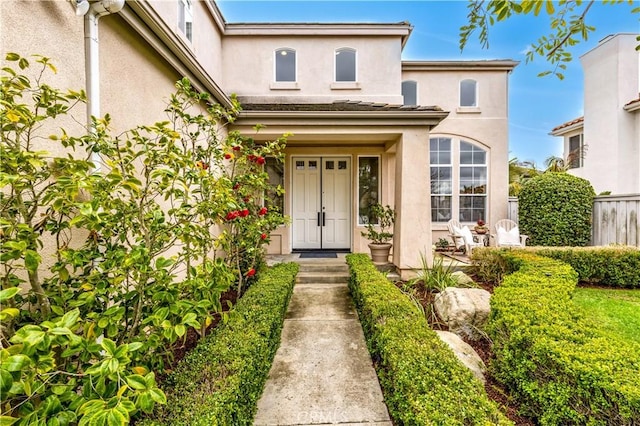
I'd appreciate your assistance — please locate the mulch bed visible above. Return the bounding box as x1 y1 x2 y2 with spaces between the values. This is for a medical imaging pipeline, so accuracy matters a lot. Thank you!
394 278 535 426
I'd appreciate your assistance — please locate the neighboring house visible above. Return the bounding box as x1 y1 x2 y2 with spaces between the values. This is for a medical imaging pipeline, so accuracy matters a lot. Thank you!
551 33 640 195
1 0 517 277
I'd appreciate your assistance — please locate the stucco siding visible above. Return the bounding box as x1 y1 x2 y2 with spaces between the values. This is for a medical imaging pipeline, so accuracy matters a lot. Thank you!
575 34 640 194
222 36 403 104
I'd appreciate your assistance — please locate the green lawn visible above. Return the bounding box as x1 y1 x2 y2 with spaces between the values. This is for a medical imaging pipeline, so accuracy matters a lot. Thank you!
573 288 640 344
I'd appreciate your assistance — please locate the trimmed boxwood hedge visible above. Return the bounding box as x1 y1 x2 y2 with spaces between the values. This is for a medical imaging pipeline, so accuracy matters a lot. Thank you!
472 246 640 288
346 254 511 425
484 251 640 425
143 262 298 426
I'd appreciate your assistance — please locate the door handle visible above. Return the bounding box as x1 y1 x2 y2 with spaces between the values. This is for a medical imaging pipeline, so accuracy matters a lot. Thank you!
317 212 321 227
322 212 326 227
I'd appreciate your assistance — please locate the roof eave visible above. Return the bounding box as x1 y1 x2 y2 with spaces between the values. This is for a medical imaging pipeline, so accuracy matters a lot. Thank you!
624 101 640 112
402 60 520 71
235 109 449 126
550 121 584 136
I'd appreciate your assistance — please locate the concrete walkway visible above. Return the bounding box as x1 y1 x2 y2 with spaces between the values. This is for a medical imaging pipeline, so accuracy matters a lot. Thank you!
254 259 392 426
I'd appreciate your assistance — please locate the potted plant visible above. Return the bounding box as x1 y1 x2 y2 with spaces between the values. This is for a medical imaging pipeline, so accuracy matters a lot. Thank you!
361 203 395 264
435 237 451 252
474 218 488 234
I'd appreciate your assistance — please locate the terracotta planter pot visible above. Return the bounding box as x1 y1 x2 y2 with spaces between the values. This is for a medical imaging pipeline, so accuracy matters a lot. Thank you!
368 243 392 264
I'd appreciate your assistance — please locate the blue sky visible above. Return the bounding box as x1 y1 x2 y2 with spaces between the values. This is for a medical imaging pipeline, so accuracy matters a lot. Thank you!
217 0 639 167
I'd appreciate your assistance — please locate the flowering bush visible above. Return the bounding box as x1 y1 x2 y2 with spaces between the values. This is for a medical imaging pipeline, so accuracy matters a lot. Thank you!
0 53 286 425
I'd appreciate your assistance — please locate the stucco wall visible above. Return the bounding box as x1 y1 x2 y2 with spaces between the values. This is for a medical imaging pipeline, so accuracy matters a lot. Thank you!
404 69 510 239
149 0 225 83
578 34 640 194
222 36 403 104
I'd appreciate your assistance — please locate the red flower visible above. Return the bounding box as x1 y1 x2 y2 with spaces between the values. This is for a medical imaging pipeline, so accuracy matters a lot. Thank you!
232 145 241 151
243 197 251 203
247 154 256 162
239 208 250 217
261 233 267 240
258 207 268 216
233 183 240 190
224 153 234 160
226 211 239 221
196 161 209 170
256 156 266 165
246 268 256 277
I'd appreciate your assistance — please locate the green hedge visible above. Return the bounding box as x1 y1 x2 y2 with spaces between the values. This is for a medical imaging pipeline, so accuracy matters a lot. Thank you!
519 173 595 246
472 246 640 288
346 254 511 425
485 251 640 425
144 263 299 425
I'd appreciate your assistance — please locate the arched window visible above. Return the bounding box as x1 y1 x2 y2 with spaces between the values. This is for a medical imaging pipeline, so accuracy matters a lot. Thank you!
335 48 356 82
460 79 477 107
275 48 296 82
402 80 418 106
430 138 488 223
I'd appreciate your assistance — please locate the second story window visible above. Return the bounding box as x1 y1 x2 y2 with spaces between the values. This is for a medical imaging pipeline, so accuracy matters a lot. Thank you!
568 134 584 169
275 48 296 82
402 80 417 106
178 0 193 42
335 48 356 82
460 79 477 107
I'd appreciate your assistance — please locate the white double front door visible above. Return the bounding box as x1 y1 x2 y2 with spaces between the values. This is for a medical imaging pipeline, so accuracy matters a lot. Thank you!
292 156 351 250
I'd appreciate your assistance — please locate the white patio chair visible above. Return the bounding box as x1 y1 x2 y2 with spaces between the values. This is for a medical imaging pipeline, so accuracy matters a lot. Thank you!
494 219 528 247
447 219 483 254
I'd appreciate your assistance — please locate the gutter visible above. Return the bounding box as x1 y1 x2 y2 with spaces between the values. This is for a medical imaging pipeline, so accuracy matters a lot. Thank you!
76 0 125 169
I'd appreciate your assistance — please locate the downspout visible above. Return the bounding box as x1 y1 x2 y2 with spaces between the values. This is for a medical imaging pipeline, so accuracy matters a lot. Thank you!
78 0 125 169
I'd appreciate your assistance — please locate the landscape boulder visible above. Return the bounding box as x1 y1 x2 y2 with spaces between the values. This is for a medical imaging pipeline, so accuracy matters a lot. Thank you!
435 330 486 383
434 287 491 340
451 271 475 287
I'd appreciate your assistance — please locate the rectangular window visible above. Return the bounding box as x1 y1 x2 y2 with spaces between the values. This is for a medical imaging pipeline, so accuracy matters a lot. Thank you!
178 0 193 42
460 79 477 107
459 141 486 222
265 157 284 213
402 81 417 106
336 48 356 82
568 134 583 169
275 48 296 82
430 138 452 222
358 156 380 225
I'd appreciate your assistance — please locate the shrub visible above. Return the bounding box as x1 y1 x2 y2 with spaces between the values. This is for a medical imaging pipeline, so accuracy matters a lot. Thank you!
471 247 640 288
145 262 298 425
346 254 511 425
485 251 640 425
519 172 595 246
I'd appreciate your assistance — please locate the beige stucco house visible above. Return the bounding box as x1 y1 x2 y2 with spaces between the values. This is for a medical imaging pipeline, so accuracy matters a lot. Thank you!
1 0 517 277
551 33 639 195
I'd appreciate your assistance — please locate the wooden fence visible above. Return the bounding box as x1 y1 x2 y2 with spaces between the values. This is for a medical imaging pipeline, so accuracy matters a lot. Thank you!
507 194 640 247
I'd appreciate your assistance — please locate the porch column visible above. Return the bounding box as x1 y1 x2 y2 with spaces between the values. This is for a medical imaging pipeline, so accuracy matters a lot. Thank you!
393 129 432 279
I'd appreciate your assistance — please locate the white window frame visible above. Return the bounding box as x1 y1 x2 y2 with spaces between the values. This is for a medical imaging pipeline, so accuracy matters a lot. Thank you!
458 140 488 223
178 0 193 43
459 79 478 107
274 48 297 83
430 138 453 223
334 47 357 83
429 137 490 225
402 80 418 106
357 155 381 226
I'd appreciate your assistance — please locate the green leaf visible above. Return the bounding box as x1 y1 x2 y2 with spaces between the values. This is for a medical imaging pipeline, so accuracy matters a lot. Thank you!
24 250 41 272
101 339 117 357
174 324 186 337
0 287 20 302
59 308 80 328
149 388 166 404
0 308 20 320
0 416 18 426
1 354 30 372
125 375 147 391
0 369 14 394
5 53 20 61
